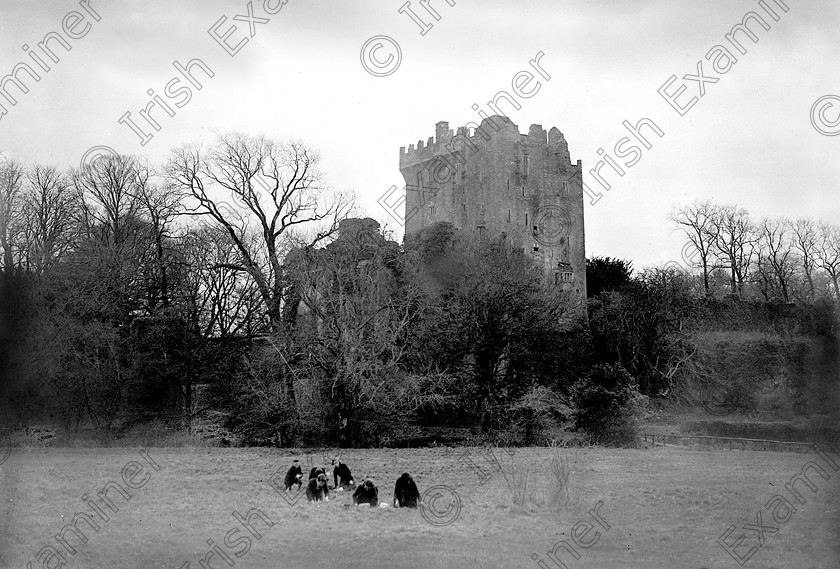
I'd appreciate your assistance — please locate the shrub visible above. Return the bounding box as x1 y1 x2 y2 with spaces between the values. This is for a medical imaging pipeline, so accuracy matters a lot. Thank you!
508 385 574 446
573 363 639 446
497 445 576 511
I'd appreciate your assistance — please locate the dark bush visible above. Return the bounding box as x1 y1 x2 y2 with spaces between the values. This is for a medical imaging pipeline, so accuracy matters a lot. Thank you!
585 256 633 298
573 363 639 445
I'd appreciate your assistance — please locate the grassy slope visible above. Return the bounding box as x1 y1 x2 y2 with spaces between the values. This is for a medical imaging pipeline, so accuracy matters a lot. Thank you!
1 447 838 569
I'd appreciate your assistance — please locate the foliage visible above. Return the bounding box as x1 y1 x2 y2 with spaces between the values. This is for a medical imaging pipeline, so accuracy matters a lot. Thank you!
572 363 640 446
588 267 694 395
405 228 579 432
585 256 633 298
9 145 838 449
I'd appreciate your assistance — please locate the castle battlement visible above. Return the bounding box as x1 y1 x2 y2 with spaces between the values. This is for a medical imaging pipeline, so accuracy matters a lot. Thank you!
399 116 573 169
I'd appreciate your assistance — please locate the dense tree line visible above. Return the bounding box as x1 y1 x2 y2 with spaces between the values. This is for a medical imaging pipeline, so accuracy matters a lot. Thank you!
1 141 835 447
0 134 345 433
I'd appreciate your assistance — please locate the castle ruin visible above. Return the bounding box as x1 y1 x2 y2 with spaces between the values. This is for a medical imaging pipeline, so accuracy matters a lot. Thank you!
399 116 587 301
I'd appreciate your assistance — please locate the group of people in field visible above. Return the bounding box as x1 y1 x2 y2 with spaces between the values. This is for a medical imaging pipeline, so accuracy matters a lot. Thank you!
283 456 421 508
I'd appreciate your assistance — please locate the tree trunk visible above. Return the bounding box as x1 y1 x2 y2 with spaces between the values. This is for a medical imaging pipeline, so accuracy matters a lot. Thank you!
268 322 299 424
729 264 737 295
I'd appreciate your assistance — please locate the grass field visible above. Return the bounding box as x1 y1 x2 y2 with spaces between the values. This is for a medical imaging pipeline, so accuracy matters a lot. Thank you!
1 446 838 569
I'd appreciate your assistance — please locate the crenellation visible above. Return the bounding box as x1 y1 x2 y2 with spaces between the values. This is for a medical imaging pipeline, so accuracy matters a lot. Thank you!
401 116 526 168
528 124 547 144
435 121 452 143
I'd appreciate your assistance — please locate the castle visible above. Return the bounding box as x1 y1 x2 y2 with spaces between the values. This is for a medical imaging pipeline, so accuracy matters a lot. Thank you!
399 116 587 301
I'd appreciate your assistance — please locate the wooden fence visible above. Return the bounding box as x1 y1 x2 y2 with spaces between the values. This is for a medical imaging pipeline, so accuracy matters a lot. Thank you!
641 433 822 452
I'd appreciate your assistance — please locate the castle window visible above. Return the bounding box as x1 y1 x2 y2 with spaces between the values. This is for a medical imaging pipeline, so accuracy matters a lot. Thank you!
462 203 466 212
507 180 510 192
429 205 436 216
533 243 539 252
477 225 487 242
522 186 525 197
525 213 528 226
507 209 511 222
532 225 539 235
555 271 574 284
561 180 570 196
417 172 424 187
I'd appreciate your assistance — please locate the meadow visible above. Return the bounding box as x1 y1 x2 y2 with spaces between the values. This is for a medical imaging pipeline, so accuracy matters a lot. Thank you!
1 446 838 569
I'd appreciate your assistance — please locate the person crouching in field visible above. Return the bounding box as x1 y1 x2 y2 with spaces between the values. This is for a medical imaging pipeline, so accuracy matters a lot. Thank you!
393 473 420 508
353 479 379 507
332 458 354 490
307 472 330 502
283 459 303 492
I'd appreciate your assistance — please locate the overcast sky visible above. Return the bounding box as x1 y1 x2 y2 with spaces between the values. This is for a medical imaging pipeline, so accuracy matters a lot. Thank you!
0 0 837 269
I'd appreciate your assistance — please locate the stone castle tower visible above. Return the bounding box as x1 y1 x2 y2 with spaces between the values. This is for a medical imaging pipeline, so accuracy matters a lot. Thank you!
399 116 587 300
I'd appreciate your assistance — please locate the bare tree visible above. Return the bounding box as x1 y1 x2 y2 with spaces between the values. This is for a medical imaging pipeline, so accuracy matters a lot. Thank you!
792 217 819 300
287 221 424 442
132 168 184 310
816 222 840 299
710 204 756 297
756 218 796 302
181 225 263 338
72 154 152 323
0 159 25 273
73 154 145 245
752 251 774 301
166 133 353 331
670 200 718 296
21 165 80 275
